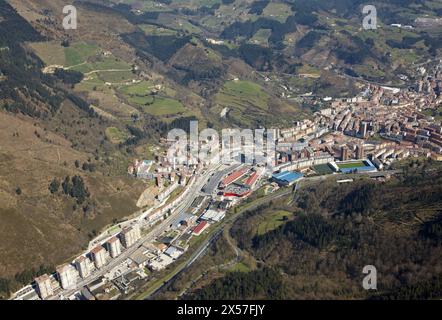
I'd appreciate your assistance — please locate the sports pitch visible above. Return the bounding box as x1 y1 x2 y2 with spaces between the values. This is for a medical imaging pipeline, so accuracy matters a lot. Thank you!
337 161 367 169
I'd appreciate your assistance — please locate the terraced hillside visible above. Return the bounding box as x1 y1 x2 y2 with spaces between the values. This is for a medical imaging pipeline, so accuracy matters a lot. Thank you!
1 0 441 299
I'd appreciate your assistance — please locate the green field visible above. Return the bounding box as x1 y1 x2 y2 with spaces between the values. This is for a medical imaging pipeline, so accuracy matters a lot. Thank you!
31 40 136 87
29 41 67 66
139 24 178 36
65 42 100 67
249 29 272 46
143 97 186 116
97 70 135 83
261 2 292 23
120 81 157 106
31 41 100 68
352 64 386 78
216 80 270 111
256 210 291 236
69 57 132 74
229 262 251 273
119 81 185 116
313 164 334 175
337 161 367 169
128 95 155 106
105 127 129 144
120 81 155 96
74 73 108 92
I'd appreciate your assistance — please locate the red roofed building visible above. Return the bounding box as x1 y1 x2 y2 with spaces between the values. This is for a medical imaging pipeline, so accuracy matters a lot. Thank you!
223 184 251 198
193 221 209 236
220 168 248 188
245 171 259 187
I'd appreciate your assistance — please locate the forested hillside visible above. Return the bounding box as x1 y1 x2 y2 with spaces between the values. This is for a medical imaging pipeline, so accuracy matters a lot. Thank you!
186 161 442 300
0 0 63 117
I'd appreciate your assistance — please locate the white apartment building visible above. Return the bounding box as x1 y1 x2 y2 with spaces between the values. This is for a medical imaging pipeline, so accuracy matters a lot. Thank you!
119 226 141 249
75 256 90 279
90 246 107 269
56 264 77 290
35 274 53 299
106 237 122 258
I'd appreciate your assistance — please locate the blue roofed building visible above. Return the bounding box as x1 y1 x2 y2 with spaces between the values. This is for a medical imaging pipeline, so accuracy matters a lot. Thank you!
272 171 304 186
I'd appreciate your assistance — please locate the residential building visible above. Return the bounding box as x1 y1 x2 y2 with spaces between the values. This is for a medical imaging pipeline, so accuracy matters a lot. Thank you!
35 274 53 299
356 145 365 159
119 226 141 249
57 264 76 289
341 146 349 161
91 246 106 269
106 237 122 258
75 256 90 279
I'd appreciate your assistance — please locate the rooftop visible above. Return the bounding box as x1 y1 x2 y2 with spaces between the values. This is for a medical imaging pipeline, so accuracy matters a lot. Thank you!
107 237 119 244
193 221 208 234
90 246 105 255
56 263 72 273
272 171 304 183
35 274 50 283
76 256 87 263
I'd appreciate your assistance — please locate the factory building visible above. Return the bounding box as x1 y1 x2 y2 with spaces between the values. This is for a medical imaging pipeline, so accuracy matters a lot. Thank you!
90 246 107 269
75 256 90 279
219 168 248 189
35 274 53 299
244 169 262 188
106 237 122 258
119 225 141 249
223 184 251 198
200 210 226 223
57 264 77 290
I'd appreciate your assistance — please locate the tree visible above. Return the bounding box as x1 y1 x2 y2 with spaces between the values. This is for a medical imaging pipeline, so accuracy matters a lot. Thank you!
62 176 72 195
61 39 70 47
0 278 11 296
70 175 90 204
49 178 60 194
15 187 22 195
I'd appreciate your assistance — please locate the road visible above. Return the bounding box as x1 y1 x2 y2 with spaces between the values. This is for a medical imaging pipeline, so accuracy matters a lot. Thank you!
140 187 294 300
58 165 220 299
52 165 401 299
140 169 403 299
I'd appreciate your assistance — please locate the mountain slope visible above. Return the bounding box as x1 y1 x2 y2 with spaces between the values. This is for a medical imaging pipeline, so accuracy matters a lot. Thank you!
0 0 146 294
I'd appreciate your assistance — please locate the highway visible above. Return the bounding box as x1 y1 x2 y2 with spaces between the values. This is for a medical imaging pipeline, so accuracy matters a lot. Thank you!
58 164 221 299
